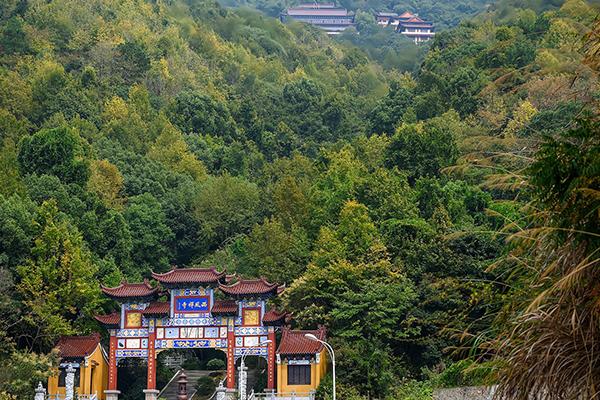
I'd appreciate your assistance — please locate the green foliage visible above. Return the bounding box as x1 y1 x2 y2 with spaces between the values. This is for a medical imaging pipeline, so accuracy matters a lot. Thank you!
239 217 310 283
206 358 226 370
124 193 174 275
0 345 59 400
193 174 261 250
15 201 101 350
369 81 415 135
167 91 238 139
386 113 460 181
0 0 595 398
195 376 216 396
18 126 90 185
391 380 433 400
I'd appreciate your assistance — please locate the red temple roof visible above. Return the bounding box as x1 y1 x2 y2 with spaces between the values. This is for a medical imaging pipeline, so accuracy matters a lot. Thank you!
152 267 227 285
219 278 282 297
143 301 170 315
94 313 120 327
56 333 101 358
101 280 158 299
277 326 327 355
211 299 238 314
398 11 415 18
263 309 288 325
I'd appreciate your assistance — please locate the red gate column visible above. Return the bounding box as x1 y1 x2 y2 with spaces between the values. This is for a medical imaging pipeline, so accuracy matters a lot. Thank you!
147 329 157 390
105 330 121 400
267 327 276 390
143 320 160 400
227 328 236 389
108 332 118 390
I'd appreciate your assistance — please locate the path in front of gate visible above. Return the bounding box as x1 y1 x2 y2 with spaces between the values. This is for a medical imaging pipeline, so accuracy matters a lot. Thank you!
159 370 212 399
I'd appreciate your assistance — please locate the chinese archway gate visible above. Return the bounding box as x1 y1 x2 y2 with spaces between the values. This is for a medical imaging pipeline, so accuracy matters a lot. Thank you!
95 268 287 400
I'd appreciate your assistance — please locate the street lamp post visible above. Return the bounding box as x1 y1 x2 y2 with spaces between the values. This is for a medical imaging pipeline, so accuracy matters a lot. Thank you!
239 339 272 400
305 334 335 400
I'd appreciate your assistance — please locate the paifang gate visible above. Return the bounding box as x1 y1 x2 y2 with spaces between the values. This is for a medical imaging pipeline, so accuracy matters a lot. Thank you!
94 267 287 400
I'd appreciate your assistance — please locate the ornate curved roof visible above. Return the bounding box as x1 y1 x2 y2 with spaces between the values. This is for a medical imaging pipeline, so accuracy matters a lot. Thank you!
101 280 158 300
94 312 120 327
263 309 288 326
56 333 102 359
277 326 327 355
219 278 282 297
152 267 227 286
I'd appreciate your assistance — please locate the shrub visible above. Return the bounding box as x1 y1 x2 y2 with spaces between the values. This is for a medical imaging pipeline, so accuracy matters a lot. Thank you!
195 376 216 396
206 359 226 370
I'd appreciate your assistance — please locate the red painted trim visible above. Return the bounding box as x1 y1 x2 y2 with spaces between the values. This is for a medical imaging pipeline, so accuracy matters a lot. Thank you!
242 307 261 326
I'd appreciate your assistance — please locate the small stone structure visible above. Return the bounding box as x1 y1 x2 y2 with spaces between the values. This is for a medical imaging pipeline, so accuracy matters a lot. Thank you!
177 371 188 400
433 386 496 400
65 364 76 400
34 382 46 400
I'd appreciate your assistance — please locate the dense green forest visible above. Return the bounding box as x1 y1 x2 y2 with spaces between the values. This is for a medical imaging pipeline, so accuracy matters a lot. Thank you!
0 0 598 399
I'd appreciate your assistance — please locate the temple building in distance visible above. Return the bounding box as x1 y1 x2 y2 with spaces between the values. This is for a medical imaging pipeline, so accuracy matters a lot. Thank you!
375 11 435 43
280 3 355 35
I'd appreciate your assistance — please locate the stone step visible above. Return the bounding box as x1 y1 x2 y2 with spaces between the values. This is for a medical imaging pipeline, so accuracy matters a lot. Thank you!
159 370 212 400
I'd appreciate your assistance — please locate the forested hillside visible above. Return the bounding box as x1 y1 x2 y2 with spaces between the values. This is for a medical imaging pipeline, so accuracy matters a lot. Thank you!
219 0 566 30
0 0 598 399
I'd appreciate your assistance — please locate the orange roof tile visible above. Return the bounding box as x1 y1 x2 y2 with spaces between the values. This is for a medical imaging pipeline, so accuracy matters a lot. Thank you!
263 309 288 325
143 301 170 315
219 278 281 297
212 299 238 314
94 313 120 327
277 326 326 355
101 280 158 300
152 267 227 285
56 333 101 359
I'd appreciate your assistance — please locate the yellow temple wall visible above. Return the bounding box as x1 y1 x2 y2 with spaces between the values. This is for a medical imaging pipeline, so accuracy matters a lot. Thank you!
277 348 328 394
47 345 108 400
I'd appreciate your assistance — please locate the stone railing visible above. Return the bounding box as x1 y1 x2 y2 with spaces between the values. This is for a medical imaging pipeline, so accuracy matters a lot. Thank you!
433 386 496 400
47 394 98 400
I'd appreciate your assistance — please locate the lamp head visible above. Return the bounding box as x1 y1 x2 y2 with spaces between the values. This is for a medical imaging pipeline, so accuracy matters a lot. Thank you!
305 333 319 341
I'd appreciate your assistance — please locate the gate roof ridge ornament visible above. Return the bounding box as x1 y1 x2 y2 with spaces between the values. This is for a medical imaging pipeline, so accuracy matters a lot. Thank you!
151 266 230 287
101 279 159 301
219 277 284 297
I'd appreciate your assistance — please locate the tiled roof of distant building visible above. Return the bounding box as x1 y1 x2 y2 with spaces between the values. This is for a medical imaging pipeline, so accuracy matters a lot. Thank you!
56 333 101 359
277 326 327 355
